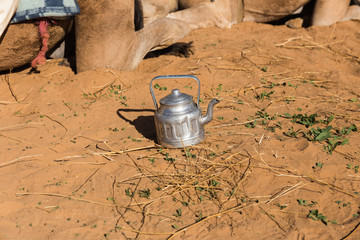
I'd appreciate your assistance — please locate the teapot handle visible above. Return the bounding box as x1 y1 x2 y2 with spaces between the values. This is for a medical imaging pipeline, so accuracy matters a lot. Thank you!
150 75 201 109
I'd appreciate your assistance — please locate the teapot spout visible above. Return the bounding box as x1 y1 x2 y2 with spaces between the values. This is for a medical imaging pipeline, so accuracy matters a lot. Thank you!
201 99 220 125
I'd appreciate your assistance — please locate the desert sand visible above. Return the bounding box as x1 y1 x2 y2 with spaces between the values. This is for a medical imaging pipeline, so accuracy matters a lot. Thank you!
0 20 360 239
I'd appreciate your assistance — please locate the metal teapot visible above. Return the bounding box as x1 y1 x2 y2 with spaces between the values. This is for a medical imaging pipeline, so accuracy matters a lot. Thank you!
150 75 219 148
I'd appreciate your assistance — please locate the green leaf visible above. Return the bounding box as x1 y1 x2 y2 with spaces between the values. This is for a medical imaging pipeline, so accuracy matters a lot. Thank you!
315 126 332 141
283 113 292 118
340 139 349 145
327 115 334 124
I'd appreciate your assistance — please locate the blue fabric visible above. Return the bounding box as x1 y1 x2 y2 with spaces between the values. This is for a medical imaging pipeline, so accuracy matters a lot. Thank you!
11 0 80 23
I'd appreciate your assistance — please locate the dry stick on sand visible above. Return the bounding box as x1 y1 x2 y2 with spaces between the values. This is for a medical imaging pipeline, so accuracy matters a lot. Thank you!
273 167 356 198
0 122 41 131
250 142 357 198
105 69 129 89
72 167 103 195
166 196 287 240
340 221 360 240
0 133 22 143
266 182 307 204
42 114 68 132
169 152 243 194
3 72 18 102
121 227 174 236
2 73 32 103
16 191 173 221
221 155 252 208
167 180 306 239
102 141 157 155
0 101 18 105
208 118 266 129
91 142 158 162
275 36 343 53
301 174 357 198
92 80 115 95
125 150 248 207
16 192 118 207
0 154 43 168
258 205 287 232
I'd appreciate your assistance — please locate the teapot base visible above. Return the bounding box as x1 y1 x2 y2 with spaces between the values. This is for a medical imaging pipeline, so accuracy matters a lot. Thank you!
157 133 205 148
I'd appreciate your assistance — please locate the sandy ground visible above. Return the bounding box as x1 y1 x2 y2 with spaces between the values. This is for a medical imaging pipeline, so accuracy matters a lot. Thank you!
0 20 360 240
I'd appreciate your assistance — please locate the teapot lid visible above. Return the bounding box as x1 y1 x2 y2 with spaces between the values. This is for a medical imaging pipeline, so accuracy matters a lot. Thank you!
160 89 193 106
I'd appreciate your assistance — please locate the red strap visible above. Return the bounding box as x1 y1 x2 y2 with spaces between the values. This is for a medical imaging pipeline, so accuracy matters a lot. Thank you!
31 20 50 69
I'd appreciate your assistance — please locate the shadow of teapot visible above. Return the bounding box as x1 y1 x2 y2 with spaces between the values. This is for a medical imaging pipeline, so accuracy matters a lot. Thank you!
116 108 156 141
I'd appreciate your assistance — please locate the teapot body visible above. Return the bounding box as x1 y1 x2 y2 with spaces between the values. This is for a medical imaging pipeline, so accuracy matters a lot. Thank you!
150 75 219 148
154 101 205 148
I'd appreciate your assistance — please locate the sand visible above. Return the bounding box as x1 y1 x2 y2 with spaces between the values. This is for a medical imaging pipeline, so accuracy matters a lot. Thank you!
0 20 360 239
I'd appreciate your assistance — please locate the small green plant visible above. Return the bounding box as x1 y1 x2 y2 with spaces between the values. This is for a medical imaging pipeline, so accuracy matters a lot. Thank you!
275 203 287 210
298 199 306 206
172 224 179 229
261 78 277 89
195 212 203 222
284 127 299 138
265 121 282 132
307 209 337 225
154 84 167 91
174 208 182 217
148 157 155 163
184 148 196 158
347 164 359 173
245 120 257 128
261 66 268 72
324 136 348 155
255 110 277 121
304 126 349 155
119 95 128 107
128 136 142 142
246 111 277 129
312 162 324 170
255 91 274 101
125 188 134 197
182 201 189 206
282 113 318 128
209 179 220 187
297 199 317 207
209 152 216 158
194 182 204 192
336 124 357 136
304 126 333 142
348 98 358 102
109 84 122 94
288 82 300 89
109 127 119 132
164 153 175 162
335 200 351 208
138 189 151 198
319 115 334 125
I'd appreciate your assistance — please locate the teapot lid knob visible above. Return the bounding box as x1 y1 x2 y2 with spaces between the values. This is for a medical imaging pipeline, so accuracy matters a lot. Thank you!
159 89 193 106
172 89 180 96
